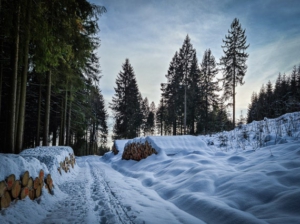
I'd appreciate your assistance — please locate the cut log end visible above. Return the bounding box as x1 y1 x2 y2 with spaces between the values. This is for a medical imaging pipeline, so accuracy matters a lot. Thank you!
11 180 21 199
6 174 16 191
1 191 11 209
39 170 44 184
20 187 29 200
22 171 30 187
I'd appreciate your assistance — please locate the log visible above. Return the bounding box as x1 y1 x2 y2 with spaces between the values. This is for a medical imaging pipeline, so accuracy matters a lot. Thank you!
28 189 35 200
33 177 39 190
0 180 6 197
11 180 21 199
6 174 15 191
20 187 29 200
39 169 44 184
35 185 41 198
27 177 33 189
46 174 53 190
0 191 11 209
22 171 29 187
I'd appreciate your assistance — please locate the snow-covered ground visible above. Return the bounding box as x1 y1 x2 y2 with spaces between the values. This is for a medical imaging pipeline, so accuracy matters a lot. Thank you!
1 112 300 223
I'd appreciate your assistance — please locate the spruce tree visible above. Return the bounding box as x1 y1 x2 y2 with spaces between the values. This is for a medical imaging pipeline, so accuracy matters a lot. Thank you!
200 49 220 134
220 18 249 129
111 59 142 139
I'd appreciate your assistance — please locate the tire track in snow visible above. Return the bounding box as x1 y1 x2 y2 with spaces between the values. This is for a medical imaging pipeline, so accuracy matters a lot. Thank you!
87 159 134 224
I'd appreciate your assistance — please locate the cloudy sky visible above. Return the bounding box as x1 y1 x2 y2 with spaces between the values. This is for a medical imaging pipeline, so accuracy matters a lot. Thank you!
90 0 300 140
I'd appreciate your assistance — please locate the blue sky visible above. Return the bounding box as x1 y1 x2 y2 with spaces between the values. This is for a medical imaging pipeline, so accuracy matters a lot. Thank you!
90 0 300 139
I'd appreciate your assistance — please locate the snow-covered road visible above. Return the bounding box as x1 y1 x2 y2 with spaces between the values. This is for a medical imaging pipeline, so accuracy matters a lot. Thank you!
42 156 201 224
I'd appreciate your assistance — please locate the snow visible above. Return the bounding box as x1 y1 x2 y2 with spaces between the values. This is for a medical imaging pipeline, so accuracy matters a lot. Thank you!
114 139 130 154
1 112 300 223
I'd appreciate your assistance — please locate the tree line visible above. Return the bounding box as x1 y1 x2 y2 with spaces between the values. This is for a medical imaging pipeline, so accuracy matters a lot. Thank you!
111 18 249 138
247 65 300 123
0 0 108 155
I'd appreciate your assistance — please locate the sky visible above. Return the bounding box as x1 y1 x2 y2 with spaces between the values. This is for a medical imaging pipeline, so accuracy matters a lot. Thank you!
90 0 300 143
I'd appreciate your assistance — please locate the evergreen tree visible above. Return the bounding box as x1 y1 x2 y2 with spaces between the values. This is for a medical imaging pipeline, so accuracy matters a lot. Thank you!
111 59 142 139
220 18 249 129
200 49 220 134
161 36 197 135
186 53 201 134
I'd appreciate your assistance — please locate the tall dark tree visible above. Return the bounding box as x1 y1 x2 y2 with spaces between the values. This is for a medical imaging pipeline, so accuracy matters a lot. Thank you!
220 18 249 128
200 49 220 134
111 59 142 139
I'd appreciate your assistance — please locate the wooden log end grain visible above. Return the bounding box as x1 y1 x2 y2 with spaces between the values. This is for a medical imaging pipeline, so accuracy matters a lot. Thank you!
0 191 11 209
35 185 42 198
28 189 35 200
11 180 21 199
22 171 30 187
33 177 40 190
6 174 15 191
27 177 33 189
39 170 44 185
46 174 53 188
20 187 29 200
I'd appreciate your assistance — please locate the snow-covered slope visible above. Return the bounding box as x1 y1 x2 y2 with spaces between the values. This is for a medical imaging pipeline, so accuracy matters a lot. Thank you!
1 112 300 223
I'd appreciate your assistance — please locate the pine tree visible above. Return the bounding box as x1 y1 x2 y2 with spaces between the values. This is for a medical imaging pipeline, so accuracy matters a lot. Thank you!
220 18 249 129
111 59 142 139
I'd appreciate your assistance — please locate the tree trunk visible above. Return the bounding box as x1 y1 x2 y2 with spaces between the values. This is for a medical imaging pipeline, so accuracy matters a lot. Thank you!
16 0 32 153
66 87 72 145
59 94 64 145
8 2 20 153
233 69 236 129
63 90 67 145
52 100 57 146
36 80 42 146
43 70 51 146
59 90 67 145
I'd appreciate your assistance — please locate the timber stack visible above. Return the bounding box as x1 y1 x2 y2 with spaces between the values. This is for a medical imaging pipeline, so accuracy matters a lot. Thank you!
122 141 157 161
58 153 76 175
0 169 53 210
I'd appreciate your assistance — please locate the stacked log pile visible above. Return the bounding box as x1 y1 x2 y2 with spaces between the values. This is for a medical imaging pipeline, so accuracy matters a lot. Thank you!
58 153 76 175
122 141 157 161
0 169 53 210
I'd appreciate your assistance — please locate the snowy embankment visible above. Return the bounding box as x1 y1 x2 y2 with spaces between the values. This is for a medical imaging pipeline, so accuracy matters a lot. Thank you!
0 146 78 223
103 112 300 223
1 112 300 224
